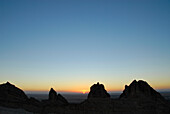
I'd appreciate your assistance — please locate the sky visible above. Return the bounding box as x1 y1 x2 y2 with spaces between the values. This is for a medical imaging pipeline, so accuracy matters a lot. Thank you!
0 0 170 93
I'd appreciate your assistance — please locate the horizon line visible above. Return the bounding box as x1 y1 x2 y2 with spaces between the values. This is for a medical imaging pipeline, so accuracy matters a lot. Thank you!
24 88 170 94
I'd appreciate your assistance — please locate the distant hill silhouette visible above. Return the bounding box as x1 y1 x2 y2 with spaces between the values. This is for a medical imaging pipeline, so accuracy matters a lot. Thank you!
120 80 165 102
0 82 28 108
88 82 110 98
41 88 68 107
0 80 170 114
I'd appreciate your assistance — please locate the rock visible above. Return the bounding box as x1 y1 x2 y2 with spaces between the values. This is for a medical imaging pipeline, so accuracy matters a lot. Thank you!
49 88 57 101
24 97 41 113
43 88 68 105
119 80 165 102
27 97 41 106
58 93 68 104
88 82 110 98
79 82 112 113
118 80 170 114
0 82 42 112
0 82 28 105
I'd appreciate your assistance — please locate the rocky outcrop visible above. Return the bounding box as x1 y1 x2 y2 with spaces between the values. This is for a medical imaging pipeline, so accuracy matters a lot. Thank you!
49 88 57 101
42 88 68 106
118 80 170 114
79 82 112 113
0 82 42 112
0 82 28 108
88 82 110 98
119 80 165 102
49 88 68 104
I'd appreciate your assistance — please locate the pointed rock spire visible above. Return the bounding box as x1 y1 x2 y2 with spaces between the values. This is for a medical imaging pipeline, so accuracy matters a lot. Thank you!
49 88 57 101
48 88 68 105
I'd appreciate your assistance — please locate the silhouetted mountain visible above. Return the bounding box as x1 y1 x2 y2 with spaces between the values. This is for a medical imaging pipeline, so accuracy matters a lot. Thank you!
42 88 68 105
49 88 57 101
116 80 170 114
0 82 28 108
120 80 165 102
88 82 110 98
48 88 68 104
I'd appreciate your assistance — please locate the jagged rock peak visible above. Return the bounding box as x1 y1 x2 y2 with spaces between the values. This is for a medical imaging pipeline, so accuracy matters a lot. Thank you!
3 81 15 87
49 88 57 101
119 79 165 101
0 81 28 103
6 81 11 85
88 82 110 98
48 88 68 104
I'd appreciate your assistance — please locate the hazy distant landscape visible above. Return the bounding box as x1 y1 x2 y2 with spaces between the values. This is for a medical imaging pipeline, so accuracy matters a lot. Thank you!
26 93 120 103
27 93 88 103
26 92 170 103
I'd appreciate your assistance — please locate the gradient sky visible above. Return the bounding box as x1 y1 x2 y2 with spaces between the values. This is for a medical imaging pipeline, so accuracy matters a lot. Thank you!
0 0 170 93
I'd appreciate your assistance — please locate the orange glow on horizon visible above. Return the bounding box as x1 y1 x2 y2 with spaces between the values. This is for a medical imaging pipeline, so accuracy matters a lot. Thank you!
23 86 125 93
81 90 88 94
23 88 89 93
20 82 170 93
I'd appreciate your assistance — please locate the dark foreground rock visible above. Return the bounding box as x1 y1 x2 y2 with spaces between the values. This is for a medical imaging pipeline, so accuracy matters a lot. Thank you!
0 82 28 108
0 82 68 113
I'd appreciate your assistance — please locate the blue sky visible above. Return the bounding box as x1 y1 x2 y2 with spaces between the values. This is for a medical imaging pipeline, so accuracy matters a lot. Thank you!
0 0 170 92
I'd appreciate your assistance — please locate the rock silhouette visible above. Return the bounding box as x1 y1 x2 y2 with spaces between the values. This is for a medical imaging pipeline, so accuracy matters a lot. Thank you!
0 82 28 108
0 80 170 114
119 80 165 102
88 82 110 98
57 93 68 104
46 88 68 105
49 88 57 101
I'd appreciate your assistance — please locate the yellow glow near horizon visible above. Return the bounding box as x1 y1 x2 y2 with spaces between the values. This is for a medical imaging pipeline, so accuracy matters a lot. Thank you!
81 90 88 94
20 82 170 93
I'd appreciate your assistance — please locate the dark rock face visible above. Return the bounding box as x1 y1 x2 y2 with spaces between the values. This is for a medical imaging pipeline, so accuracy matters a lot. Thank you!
44 88 68 105
0 82 68 113
0 82 28 104
0 82 42 112
58 93 68 104
88 82 110 98
119 80 165 101
118 80 170 114
49 88 57 101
